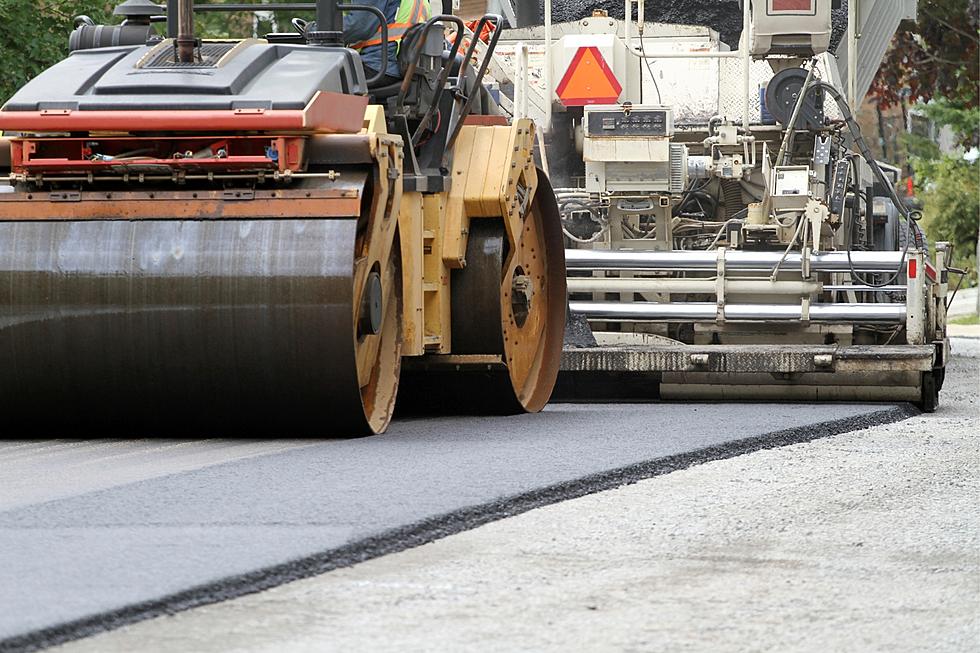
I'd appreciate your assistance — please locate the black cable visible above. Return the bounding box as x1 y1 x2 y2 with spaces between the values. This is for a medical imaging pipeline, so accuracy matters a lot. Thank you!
558 198 601 218
683 191 716 214
638 36 663 105
672 178 711 217
797 81 923 289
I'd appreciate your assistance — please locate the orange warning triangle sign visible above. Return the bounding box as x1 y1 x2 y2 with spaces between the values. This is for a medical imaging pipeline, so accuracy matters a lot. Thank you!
555 46 623 107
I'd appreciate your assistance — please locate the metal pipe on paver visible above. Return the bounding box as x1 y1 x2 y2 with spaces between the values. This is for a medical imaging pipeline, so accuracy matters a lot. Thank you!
624 0 631 48
565 249 906 273
741 0 751 131
632 50 741 59
570 279 907 293
515 42 529 119
571 301 907 322
727 302 905 322
847 0 857 107
568 278 823 295
544 0 553 133
824 284 907 292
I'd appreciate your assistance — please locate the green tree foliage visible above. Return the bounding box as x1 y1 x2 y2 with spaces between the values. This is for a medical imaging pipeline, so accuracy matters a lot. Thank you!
870 0 979 118
869 1 979 284
911 103 979 285
191 1 314 40
0 1 120 103
916 155 978 286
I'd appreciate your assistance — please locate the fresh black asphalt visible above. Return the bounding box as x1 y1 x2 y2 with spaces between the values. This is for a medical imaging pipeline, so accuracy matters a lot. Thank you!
0 401 916 652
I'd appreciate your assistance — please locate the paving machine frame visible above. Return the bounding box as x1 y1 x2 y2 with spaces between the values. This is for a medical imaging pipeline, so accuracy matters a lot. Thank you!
481 0 950 410
0 0 566 435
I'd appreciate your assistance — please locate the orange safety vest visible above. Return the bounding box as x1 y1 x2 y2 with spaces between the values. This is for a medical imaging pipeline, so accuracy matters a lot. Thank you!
351 0 431 50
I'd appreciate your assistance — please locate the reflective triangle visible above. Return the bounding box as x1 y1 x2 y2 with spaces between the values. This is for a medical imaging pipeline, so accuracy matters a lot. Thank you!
555 46 623 107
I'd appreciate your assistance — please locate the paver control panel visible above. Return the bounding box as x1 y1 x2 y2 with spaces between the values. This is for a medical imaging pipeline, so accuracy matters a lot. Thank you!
585 106 673 138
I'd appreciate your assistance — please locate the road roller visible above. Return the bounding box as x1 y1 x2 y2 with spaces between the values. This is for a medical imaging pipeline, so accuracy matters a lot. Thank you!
0 0 565 435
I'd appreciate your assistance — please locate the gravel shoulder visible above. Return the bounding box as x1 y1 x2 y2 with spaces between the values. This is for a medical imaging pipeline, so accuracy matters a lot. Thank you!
55 357 980 653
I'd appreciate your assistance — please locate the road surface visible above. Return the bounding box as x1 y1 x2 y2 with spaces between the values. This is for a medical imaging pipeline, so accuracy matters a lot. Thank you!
0 399 913 652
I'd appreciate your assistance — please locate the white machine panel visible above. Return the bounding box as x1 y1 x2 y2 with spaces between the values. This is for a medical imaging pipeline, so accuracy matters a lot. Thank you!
750 0 832 57
771 165 813 212
582 106 687 194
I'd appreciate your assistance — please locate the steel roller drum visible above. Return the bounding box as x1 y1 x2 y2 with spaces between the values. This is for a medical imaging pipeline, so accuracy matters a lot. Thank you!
0 218 374 435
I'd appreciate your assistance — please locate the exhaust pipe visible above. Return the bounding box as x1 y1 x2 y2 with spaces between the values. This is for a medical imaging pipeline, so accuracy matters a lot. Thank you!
307 0 344 45
176 0 195 63
317 0 342 33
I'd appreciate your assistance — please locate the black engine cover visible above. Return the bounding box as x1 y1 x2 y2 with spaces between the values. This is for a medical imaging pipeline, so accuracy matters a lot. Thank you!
2 40 367 113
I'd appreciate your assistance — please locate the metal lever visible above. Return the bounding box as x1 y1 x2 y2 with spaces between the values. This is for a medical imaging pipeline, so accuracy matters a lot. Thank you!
445 14 503 151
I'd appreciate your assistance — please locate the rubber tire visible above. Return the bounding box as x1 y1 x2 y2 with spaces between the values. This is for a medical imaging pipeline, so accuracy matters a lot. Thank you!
898 217 929 254
918 371 939 413
546 110 584 188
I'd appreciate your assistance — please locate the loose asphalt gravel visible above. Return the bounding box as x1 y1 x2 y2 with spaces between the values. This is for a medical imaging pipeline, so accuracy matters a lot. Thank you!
0 396 915 652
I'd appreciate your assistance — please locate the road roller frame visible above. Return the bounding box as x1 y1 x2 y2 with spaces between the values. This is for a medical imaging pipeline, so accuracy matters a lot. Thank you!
401 119 540 354
395 117 565 416
0 4 566 435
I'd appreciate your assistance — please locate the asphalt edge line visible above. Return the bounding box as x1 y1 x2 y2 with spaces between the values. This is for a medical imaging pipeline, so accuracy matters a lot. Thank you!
0 404 919 653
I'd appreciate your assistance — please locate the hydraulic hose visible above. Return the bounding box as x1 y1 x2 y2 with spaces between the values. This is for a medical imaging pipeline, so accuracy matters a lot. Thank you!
794 80 924 288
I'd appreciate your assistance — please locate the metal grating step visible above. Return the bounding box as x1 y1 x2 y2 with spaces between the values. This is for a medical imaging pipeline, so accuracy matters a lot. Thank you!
143 42 237 69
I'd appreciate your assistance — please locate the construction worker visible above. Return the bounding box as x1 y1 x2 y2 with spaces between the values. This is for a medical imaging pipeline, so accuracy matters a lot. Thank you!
345 0 432 85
